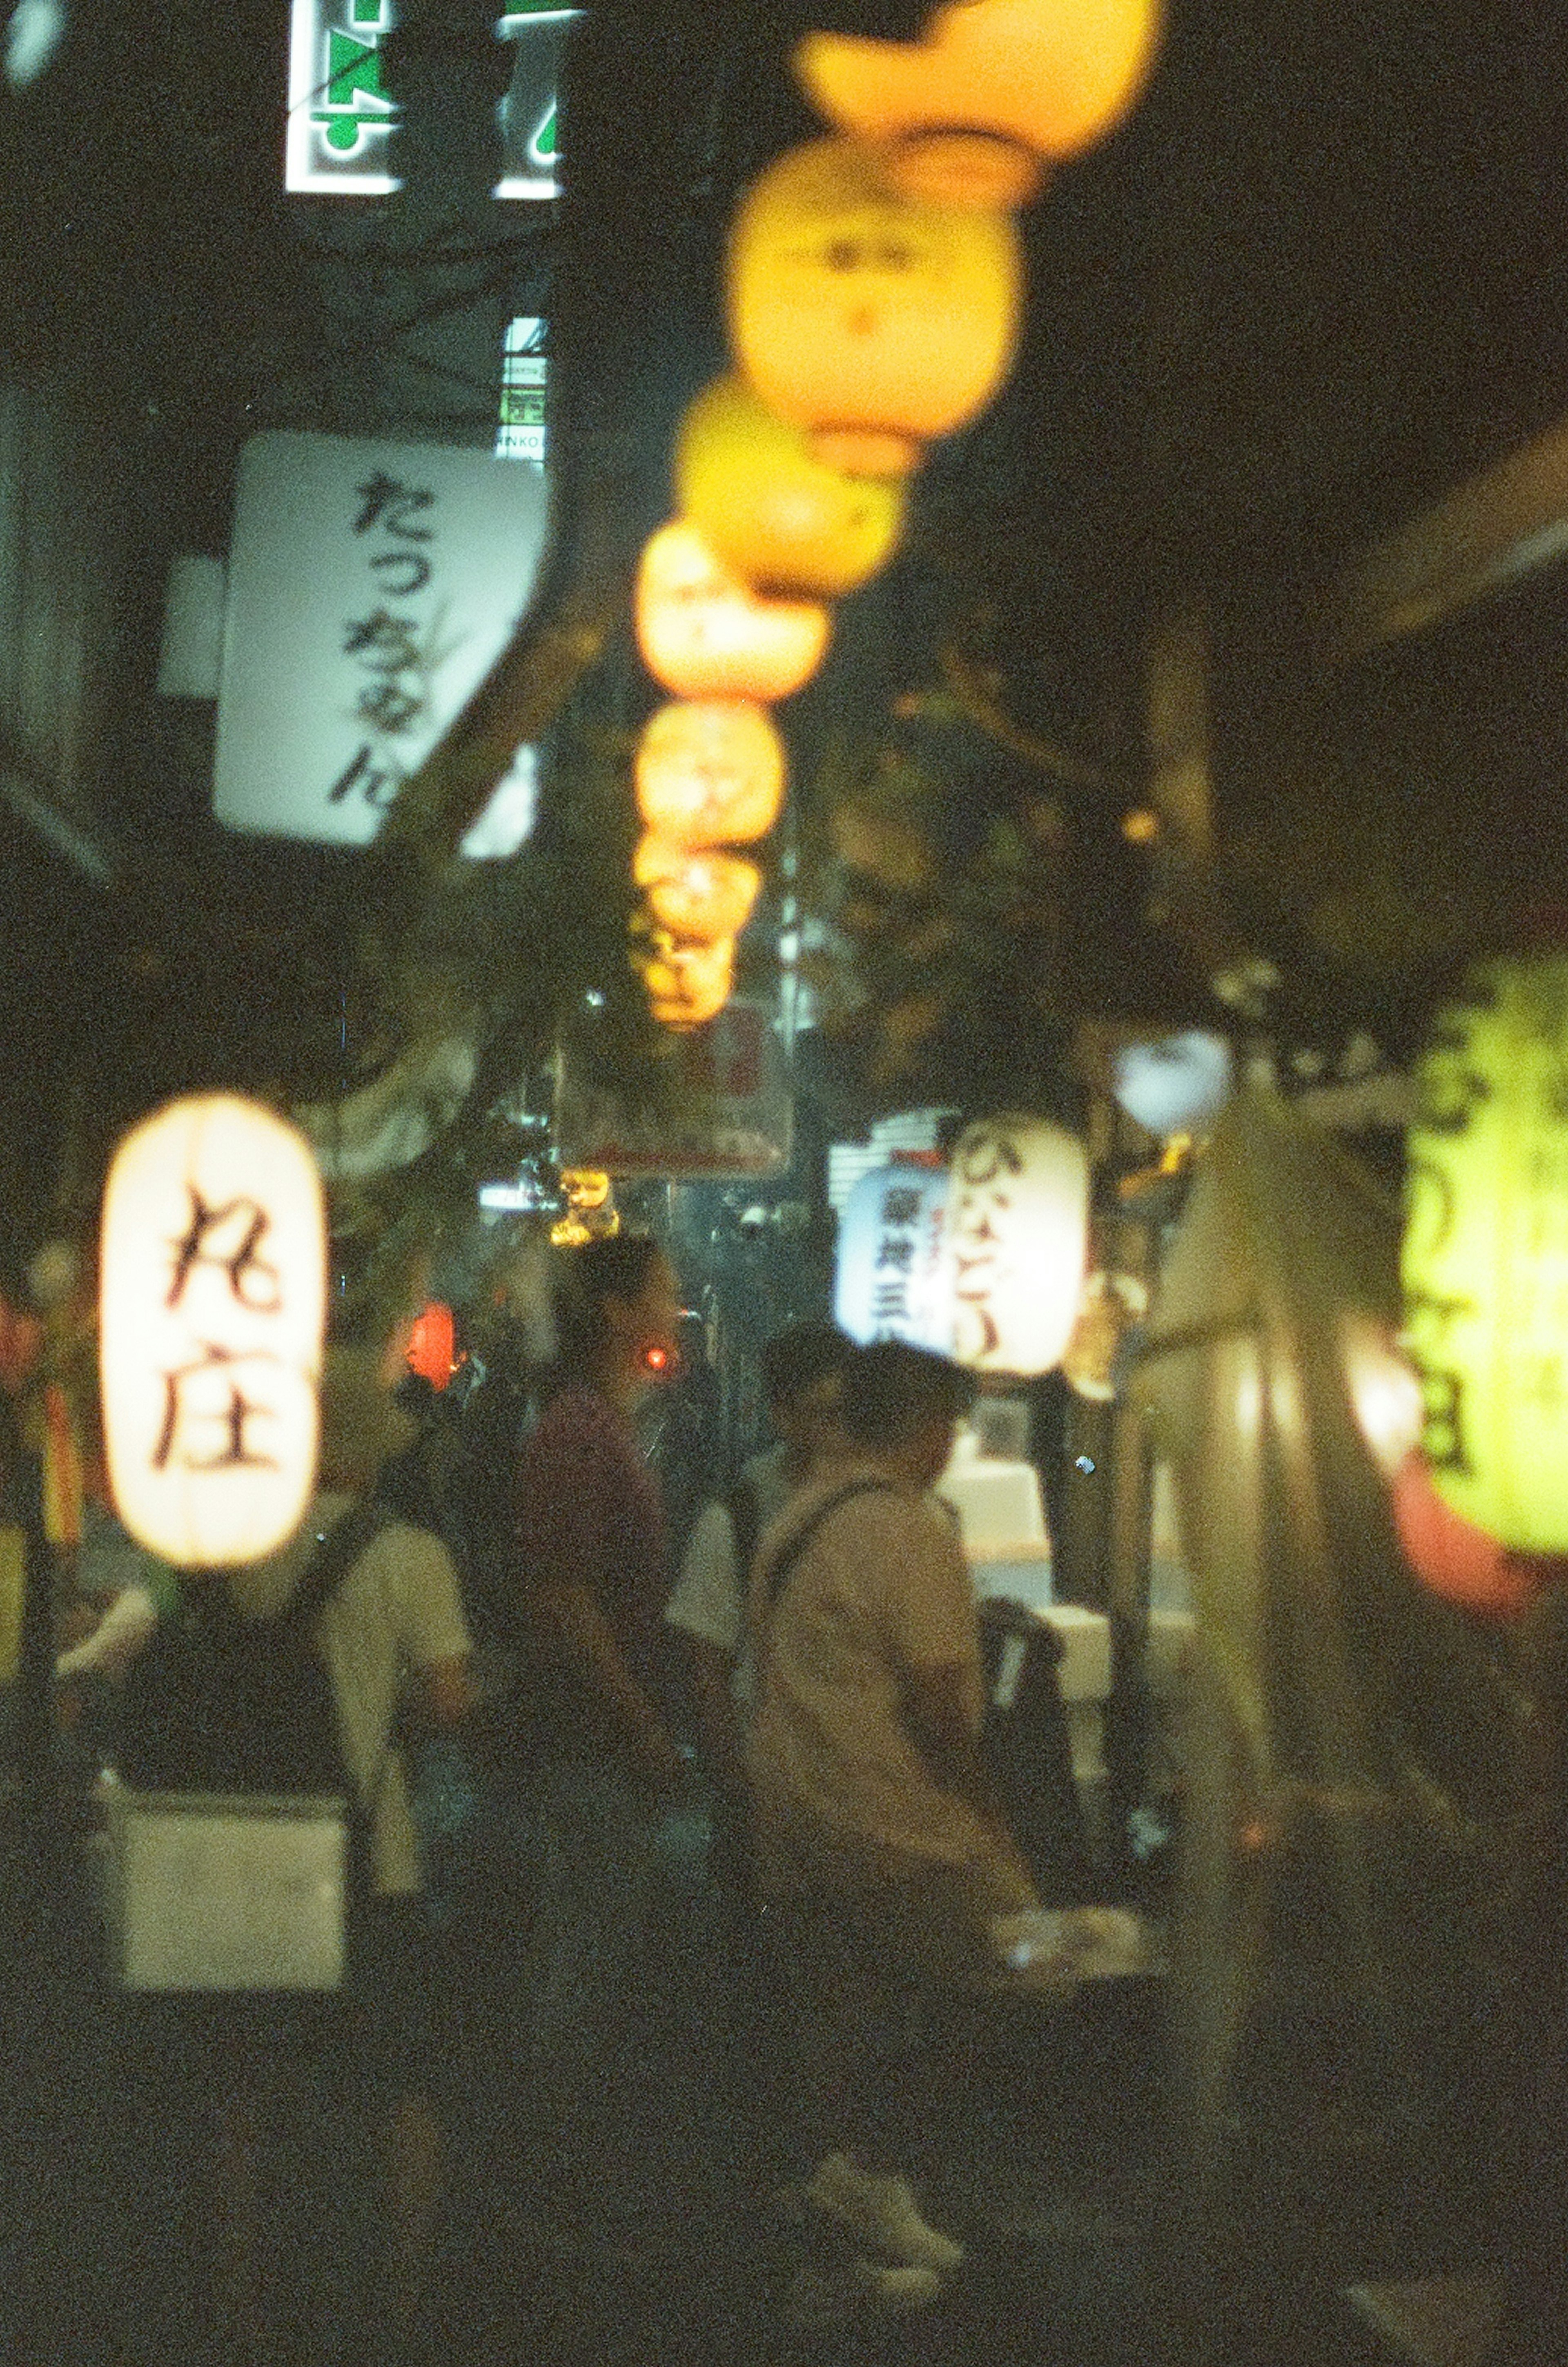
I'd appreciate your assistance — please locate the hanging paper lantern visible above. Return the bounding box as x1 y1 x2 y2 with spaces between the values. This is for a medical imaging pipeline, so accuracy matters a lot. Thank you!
635 520 832 704
405 1301 458 1391
795 0 1163 205
1401 954 1568 1553
834 1162 953 1349
1390 1455 1551 1623
633 835 763 943
942 1114 1089 1373
634 699 786 848
1112 1029 1233 1139
100 1092 327 1569
727 138 1023 474
676 375 908 599
635 932 736 1031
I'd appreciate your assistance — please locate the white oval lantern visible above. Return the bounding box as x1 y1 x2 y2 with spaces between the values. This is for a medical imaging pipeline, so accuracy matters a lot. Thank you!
1401 954 1568 1553
100 1092 327 1568
1112 1029 1232 1139
942 1114 1089 1374
834 1163 953 1350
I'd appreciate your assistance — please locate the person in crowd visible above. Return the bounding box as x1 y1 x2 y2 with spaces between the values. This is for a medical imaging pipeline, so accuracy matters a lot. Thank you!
498 1233 686 2191
746 1339 1038 2311
664 1319 855 2178
241 1341 474 2328
665 1317 855 1798
109 1339 474 2363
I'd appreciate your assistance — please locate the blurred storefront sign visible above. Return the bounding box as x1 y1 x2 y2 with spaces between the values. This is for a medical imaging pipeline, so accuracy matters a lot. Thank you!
285 0 574 197
554 999 792 1177
213 431 548 849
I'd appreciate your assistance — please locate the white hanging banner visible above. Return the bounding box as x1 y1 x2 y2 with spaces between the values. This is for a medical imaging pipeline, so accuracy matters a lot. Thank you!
835 1163 952 1350
284 0 575 198
213 431 549 848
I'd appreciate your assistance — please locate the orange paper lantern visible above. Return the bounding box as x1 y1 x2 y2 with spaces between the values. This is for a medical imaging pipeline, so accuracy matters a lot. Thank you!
795 0 1162 197
676 375 907 599
635 932 736 1030
100 1093 326 1568
635 520 831 704
728 138 1022 464
635 699 786 847
405 1301 458 1391
633 834 764 942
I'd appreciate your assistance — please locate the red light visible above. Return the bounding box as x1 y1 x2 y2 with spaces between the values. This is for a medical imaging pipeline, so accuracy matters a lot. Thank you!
1390 1454 1555 1621
405 1302 459 1391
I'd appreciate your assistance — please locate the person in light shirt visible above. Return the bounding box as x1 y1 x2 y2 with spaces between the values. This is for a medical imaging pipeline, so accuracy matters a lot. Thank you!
664 1319 855 1796
664 1319 854 2165
747 1339 1037 2308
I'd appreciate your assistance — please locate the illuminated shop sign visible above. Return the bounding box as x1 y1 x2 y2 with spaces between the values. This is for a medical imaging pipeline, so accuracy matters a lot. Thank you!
213 430 548 847
285 0 575 198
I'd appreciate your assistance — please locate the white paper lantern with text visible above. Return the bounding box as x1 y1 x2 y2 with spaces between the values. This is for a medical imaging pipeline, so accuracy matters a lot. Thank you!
943 1115 1089 1374
100 1094 327 1568
834 1163 953 1348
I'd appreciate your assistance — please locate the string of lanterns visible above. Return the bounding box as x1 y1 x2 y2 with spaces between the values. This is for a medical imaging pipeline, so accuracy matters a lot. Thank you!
627 0 1163 1031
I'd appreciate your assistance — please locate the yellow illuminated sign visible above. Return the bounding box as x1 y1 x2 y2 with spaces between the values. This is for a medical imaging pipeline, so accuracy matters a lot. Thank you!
1401 954 1568 1551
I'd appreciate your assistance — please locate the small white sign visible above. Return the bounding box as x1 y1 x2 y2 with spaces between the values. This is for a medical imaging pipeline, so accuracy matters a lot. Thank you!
554 999 793 1177
285 0 575 198
214 431 549 847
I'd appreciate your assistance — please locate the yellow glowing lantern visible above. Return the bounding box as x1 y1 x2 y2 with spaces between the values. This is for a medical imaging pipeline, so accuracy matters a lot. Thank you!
635 932 736 1030
634 698 786 848
795 0 1162 207
676 375 907 599
634 834 763 943
1401 954 1568 1553
635 520 832 704
100 1092 327 1568
941 1114 1089 1373
728 138 1022 473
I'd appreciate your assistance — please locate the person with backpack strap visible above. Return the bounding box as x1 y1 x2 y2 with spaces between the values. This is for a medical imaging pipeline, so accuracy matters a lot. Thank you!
665 1319 855 1797
109 1341 474 2363
664 1320 856 2175
746 1340 1038 2320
